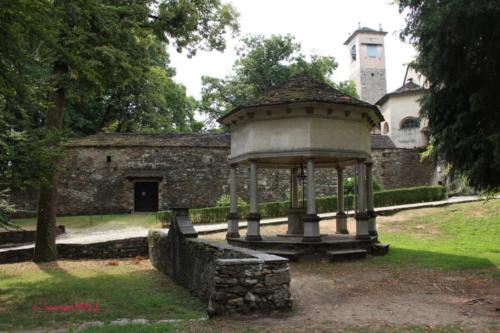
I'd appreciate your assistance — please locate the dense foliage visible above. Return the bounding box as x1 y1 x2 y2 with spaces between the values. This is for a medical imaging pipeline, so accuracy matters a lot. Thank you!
398 0 500 192
0 0 239 257
200 34 358 125
0 1 238 137
0 190 18 229
158 185 446 225
0 0 238 190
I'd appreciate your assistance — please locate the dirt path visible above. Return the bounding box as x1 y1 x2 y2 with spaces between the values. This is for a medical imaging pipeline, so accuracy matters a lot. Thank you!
199 213 500 332
282 261 498 331
197 261 499 332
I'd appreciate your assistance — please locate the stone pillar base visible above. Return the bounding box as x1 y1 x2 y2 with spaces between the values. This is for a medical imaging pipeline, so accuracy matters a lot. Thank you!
226 213 240 239
226 232 240 239
302 214 321 243
355 212 370 240
368 210 377 237
286 207 306 235
245 213 262 241
335 212 348 234
245 235 263 241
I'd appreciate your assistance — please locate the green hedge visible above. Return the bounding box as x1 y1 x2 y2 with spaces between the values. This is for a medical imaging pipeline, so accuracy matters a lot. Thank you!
157 185 446 225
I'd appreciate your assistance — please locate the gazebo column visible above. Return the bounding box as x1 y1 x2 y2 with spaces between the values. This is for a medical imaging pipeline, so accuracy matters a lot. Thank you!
366 162 377 237
302 159 321 242
226 164 240 239
245 160 262 241
335 167 348 234
291 168 299 208
286 168 304 235
355 161 370 240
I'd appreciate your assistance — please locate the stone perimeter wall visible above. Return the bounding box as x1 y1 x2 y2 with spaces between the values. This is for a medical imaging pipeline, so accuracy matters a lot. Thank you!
0 237 148 264
0 226 65 245
10 144 435 217
149 229 292 316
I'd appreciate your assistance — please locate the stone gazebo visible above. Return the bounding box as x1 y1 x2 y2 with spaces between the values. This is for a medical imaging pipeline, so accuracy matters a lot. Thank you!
218 76 388 259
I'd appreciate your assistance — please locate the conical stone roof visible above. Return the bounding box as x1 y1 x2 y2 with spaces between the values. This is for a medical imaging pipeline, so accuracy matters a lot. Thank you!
241 75 371 107
219 75 382 123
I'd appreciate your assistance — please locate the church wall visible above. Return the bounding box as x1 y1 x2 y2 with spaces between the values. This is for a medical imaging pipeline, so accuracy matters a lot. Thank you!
10 144 435 217
380 93 428 148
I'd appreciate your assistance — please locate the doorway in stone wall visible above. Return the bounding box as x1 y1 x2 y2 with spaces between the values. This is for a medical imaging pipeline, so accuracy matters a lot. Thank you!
134 182 159 212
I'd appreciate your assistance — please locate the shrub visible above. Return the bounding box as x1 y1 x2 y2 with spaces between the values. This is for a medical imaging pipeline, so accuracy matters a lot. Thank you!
157 185 446 225
0 189 18 230
344 176 383 194
374 186 447 207
215 194 247 207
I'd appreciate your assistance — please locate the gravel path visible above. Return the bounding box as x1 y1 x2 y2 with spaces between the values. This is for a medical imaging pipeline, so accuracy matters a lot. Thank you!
0 195 482 252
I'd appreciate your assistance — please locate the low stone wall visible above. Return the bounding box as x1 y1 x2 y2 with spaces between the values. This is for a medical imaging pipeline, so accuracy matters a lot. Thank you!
149 228 292 316
0 237 148 264
0 226 65 245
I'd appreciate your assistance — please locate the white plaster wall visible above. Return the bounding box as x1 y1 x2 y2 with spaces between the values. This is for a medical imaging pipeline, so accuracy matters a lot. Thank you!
381 93 427 148
230 115 370 158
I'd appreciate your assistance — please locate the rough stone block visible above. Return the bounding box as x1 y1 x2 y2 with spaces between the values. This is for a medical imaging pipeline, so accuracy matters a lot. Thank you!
265 272 291 286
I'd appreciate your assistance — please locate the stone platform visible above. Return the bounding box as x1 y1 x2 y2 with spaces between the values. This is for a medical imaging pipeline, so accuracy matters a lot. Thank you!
227 234 388 261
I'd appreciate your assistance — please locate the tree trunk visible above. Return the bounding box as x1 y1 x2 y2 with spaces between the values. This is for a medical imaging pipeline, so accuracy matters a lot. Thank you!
33 62 66 262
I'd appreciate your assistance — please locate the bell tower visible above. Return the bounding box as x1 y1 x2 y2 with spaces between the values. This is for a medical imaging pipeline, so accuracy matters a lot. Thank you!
344 25 387 104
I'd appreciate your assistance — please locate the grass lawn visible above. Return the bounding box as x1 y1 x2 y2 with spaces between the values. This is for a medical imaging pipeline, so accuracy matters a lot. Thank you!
1 200 499 332
11 212 160 231
0 259 205 331
72 322 472 333
374 199 500 272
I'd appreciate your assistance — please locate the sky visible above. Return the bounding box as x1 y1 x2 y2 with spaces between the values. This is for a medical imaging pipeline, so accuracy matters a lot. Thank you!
168 0 416 100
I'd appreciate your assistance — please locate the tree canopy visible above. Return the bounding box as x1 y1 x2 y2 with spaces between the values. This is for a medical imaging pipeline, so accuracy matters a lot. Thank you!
0 0 239 257
0 0 239 190
200 34 358 125
398 0 500 192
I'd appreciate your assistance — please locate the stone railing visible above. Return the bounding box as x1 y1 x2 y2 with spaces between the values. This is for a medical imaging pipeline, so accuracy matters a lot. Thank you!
148 208 292 316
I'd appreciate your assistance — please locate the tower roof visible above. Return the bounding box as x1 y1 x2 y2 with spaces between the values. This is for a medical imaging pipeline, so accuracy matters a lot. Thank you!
218 75 382 123
343 26 387 45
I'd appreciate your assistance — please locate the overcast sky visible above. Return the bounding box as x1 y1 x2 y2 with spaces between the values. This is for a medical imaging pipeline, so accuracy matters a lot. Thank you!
168 0 416 99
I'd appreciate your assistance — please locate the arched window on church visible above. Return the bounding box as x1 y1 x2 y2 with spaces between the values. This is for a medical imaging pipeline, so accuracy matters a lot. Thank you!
400 117 420 130
383 122 389 134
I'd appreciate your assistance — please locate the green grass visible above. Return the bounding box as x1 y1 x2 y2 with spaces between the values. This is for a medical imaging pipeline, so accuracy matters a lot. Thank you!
72 322 492 333
0 260 205 331
11 213 159 230
376 199 500 272
73 323 175 333
1 201 499 332
334 324 475 333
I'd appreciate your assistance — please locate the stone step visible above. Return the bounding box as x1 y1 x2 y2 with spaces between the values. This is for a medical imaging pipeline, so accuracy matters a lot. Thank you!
260 249 303 261
372 243 390 256
326 249 367 261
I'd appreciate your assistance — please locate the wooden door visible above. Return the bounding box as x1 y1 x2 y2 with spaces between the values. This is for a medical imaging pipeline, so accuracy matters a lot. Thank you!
134 182 158 212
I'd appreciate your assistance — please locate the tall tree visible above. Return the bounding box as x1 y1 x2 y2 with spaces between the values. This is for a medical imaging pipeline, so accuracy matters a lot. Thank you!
0 0 239 262
398 0 500 192
200 34 358 125
65 36 201 135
